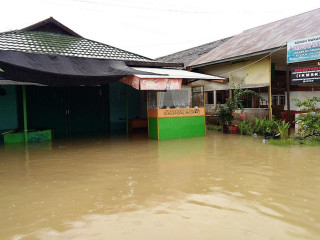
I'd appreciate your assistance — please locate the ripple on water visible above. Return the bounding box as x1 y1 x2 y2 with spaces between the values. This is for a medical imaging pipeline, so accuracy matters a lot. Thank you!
0 134 320 239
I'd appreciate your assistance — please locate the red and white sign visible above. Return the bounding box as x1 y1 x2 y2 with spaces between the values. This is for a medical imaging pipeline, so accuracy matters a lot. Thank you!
120 76 182 90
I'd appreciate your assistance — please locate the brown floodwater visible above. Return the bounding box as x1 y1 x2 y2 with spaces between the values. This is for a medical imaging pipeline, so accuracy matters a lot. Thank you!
0 132 320 240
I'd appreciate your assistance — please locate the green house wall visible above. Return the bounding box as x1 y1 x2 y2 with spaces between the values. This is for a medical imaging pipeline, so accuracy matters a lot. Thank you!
109 82 142 134
0 86 18 135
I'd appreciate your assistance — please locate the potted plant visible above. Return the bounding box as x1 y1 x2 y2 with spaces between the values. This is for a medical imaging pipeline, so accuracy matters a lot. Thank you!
215 76 261 134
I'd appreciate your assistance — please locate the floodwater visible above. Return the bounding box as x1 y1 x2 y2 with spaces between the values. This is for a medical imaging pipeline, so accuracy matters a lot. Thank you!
0 132 319 240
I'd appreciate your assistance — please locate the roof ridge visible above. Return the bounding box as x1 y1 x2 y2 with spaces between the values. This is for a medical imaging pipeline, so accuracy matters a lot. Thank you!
21 17 82 37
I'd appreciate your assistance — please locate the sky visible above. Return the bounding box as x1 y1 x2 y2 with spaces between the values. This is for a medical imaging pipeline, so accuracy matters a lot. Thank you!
1 0 320 59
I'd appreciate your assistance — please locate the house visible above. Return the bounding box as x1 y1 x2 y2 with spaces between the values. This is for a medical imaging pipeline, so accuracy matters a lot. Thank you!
190 8 320 123
0 17 223 142
160 9 320 124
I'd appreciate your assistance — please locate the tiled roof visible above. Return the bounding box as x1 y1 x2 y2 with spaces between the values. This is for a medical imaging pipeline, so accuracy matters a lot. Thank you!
190 8 320 67
0 31 154 62
156 37 232 67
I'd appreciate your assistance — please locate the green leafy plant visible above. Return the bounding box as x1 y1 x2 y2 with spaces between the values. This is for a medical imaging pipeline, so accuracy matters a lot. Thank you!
238 120 253 135
292 96 320 137
252 118 265 135
215 76 262 126
238 117 286 137
206 124 223 132
276 120 290 139
264 118 278 134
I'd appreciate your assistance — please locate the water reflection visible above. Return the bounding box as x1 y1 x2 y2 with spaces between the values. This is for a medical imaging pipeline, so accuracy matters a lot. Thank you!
0 133 319 239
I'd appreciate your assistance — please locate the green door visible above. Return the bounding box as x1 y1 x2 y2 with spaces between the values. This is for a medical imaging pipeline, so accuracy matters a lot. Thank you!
26 86 68 138
67 86 109 137
26 86 109 138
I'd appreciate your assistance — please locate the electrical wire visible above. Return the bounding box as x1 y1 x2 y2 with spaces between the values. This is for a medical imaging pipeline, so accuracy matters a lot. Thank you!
218 45 286 77
68 0 214 14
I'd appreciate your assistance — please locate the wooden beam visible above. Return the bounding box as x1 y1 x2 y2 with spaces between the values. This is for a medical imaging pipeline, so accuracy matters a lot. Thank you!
268 56 272 120
286 64 291 134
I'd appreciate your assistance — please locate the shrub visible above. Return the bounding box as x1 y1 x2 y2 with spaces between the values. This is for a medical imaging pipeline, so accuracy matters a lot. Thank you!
207 125 223 132
238 117 288 139
238 120 253 135
215 75 262 126
277 121 290 139
292 97 320 137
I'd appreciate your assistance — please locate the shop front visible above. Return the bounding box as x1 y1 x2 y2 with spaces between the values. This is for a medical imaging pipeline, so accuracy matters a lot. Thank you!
119 68 225 140
147 86 205 140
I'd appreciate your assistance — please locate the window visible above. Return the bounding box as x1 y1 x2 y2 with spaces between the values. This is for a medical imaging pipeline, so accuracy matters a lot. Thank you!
206 91 214 104
279 96 286 105
272 96 278 105
272 95 286 106
241 94 253 108
216 90 229 104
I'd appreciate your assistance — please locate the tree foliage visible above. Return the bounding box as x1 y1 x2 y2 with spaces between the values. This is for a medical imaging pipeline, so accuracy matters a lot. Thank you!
215 76 262 126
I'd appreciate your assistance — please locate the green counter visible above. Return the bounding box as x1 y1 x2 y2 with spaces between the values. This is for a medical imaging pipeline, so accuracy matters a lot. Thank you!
3 129 53 144
149 116 205 140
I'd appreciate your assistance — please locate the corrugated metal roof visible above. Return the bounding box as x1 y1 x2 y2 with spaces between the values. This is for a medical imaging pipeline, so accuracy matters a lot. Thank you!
0 31 154 62
156 37 232 67
190 8 320 67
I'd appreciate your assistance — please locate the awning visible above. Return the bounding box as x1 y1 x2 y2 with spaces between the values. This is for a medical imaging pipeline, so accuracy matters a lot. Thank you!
0 51 156 86
120 67 226 90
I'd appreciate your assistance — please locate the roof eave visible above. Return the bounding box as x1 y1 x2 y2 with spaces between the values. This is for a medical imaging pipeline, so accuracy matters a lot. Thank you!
189 46 287 69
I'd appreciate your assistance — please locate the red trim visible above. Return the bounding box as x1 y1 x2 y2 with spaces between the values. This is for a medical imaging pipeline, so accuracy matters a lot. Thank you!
282 110 309 126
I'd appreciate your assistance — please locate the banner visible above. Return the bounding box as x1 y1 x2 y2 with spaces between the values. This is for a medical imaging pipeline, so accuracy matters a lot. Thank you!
140 78 181 90
120 75 182 90
287 35 320 63
291 66 320 84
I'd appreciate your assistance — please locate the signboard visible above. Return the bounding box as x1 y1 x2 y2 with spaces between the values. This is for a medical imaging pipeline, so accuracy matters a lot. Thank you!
120 76 182 90
291 66 320 84
287 35 320 63
140 78 181 90
148 108 205 118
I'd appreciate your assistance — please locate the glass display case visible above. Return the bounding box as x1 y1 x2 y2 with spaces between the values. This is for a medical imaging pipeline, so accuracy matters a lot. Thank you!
148 86 204 109
147 86 205 140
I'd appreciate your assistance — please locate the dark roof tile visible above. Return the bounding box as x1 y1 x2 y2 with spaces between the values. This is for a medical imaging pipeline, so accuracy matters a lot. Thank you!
0 31 154 62
156 37 233 67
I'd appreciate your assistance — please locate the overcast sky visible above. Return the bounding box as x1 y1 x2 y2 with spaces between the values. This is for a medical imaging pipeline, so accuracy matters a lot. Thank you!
1 0 320 59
